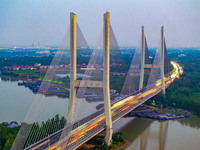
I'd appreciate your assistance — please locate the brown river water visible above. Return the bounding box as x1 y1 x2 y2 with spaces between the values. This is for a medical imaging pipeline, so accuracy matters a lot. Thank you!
113 116 200 150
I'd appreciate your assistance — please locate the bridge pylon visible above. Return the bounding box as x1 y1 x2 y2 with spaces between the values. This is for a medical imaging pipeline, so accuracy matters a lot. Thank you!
103 11 113 146
161 26 165 94
139 26 166 94
139 26 145 90
67 12 77 124
67 11 113 144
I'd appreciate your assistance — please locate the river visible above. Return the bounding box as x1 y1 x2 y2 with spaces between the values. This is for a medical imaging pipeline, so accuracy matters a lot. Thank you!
0 77 101 123
0 77 200 150
113 115 200 150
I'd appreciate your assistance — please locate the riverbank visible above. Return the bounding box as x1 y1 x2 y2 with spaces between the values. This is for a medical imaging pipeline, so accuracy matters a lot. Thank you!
77 132 130 150
111 140 131 150
18 80 70 97
126 105 189 121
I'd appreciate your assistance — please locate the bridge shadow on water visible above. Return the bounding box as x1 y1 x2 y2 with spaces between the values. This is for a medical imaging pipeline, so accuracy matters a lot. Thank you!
116 117 154 142
116 117 171 150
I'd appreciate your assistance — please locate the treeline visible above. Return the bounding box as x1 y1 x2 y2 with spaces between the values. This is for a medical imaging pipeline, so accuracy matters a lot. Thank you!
152 50 200 114
0 125 20 150
25 114 66 148
110 75 126 93
0 115 66 150
0 56 54 68
1 71 19 77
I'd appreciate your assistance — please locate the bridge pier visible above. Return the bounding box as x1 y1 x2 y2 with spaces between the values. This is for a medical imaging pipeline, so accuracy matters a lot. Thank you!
67 12 77 124
103 11 113 145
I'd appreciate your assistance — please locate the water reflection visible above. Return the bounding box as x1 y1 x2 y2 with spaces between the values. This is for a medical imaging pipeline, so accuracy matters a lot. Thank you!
135 121 168 150
117 117 200 150
0 76 19 82
118 118 154 142
177 116 200 129
159 122 168 150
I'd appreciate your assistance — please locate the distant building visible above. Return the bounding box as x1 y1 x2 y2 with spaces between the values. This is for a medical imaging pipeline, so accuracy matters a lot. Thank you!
9 121 18 128
0 121 19 128
40 65 48 69
36 51 50 54
80 68 96 71
34 63 41 67
4 66 12 70
1 122 9 127
48 65 54 69
178 54 186 57
12 65 21 70
22 66 37 70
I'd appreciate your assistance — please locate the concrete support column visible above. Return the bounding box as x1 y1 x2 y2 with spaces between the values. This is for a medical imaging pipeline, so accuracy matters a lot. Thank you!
103 11 113 146
139 26 145 90
67 12 77 124
161 26 165 94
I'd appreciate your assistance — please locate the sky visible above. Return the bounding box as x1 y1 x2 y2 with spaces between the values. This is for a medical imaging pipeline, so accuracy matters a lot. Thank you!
0 0 199 48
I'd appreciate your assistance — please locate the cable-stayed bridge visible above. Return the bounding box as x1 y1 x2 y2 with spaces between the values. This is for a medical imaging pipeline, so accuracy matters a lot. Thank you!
11 12 183 150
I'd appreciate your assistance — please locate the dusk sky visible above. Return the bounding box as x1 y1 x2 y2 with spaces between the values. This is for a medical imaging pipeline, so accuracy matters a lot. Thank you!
0 0 199 48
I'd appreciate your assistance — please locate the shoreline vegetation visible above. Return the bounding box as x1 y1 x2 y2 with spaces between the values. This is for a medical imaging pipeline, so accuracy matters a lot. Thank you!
77 133 129 150
0 115 66 150
0 125 20 150
125 105 189 120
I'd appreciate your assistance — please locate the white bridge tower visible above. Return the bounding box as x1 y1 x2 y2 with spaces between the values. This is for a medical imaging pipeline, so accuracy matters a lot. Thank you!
67 11 113 145
139 26 166 94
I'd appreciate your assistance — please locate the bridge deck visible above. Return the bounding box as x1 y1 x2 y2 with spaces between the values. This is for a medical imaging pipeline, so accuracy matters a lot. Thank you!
25 86 162 150
24 61 181 150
